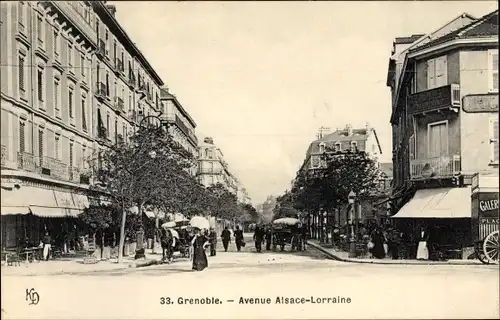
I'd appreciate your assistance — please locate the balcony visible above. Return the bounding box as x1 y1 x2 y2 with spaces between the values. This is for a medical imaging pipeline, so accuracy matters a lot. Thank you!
114 97 124 113
95 82 109 101
408 84 460 116
15 152 84 184
197 168 222 175
50 2 97 46
114 58 124 74
96 39 106 59
410 155 461 181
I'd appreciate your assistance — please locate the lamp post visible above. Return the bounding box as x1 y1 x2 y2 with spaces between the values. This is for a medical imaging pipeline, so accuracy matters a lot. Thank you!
133 115 168 260
348 190 357 258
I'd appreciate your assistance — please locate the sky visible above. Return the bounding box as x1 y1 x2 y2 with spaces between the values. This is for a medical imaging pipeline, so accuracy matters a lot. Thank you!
111 1 498 205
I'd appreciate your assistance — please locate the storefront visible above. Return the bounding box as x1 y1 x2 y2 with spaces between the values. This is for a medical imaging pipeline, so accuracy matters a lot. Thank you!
1 182 89 250
471 174 499 243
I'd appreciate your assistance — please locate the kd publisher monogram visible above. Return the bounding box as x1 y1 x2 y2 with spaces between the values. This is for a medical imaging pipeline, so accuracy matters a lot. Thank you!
26 288 39 305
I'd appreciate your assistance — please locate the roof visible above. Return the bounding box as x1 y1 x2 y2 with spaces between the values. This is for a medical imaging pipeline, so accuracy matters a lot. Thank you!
394 34 425 45
410 10 498 53
304 127 382 156
92 1 164 86
160 88 197 128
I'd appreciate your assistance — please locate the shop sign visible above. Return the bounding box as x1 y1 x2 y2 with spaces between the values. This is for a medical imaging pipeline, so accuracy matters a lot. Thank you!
463 94 499 113
478 192 499 218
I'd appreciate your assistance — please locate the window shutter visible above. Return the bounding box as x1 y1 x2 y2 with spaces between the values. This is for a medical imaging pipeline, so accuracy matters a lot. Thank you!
38 130 44 165
427 59 435 89
491 119 499 163
491 51 498 92
81 96 87 131
435 56 447 87
19 122 25 153
19 55 25 91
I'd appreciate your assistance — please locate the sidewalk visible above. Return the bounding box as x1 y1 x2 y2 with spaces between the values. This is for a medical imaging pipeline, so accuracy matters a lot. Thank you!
307 240 484 266
1 251 162 276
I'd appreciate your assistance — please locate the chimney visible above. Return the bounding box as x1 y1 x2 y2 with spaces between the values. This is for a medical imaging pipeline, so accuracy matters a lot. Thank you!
317 126 332 139
106 5 117 17
203 137 214 144
345 124 353 136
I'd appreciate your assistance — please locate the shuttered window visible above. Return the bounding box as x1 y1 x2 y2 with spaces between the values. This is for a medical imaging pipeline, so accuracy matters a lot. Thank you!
69 142 74 167
38 130 44 166
81 95 87 131
18 54 25 93
19 121 25 153
37 67 44 102
489 49 498 92
55 136 60 160
68 88 74 118
490 118 499 163
54 78 60 117
427 55 447 89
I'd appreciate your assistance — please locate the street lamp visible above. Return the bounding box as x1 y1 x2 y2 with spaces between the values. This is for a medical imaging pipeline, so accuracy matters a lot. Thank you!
348 190 357 258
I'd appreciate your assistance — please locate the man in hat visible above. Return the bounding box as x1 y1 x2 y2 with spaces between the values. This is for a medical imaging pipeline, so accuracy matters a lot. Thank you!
221 226 231 252
208 228 217 256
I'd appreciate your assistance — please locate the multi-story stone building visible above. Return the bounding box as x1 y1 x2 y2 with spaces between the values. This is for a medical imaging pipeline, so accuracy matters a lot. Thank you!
159 87 198 176
0 1 166 248
386 10 498 251
197 137 240 195
299 123 382 172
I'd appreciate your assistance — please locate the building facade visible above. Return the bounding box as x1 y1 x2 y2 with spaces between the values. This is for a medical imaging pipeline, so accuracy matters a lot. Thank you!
299 123 382 172
197 137 239 195
387 10 498 249
159 87 198 176
0 1 168 248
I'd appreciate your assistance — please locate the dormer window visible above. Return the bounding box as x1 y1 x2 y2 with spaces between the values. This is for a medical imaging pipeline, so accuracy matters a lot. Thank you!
351 141 358 151
335 143 341 152
319 142 325 153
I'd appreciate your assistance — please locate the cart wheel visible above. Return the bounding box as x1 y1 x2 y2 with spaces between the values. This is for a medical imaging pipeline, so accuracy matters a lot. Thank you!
476 245 490 265
483 230 499 264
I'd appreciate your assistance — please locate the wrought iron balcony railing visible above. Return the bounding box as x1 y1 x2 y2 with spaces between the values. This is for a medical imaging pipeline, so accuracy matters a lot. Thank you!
410 155 461 180
95 82 108 99
115 97 124 113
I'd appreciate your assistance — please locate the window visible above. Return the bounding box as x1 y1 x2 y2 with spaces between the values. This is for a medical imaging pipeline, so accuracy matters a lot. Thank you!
488 49 498 92
67 43 73 68
319 142 325 153
69 142 74 167
106 114 110 137
18 2 26 32
335 142 341 152
54 136 60 160
311 156 320 168
122 126 126 142
53 31 59 56
427 55 447 89
409 135 416 160
81 95 87 131
105 30 109 55
68 87 74 118
37 66 44 104
427 121 448 158
351 141 358 151
114 119 118 144
54 78 60 117
80 55 85 76
105 73 110 96
490 118 499 164
19 121 25 153
18 53 26 94
36 15 43 45
38 129 44 165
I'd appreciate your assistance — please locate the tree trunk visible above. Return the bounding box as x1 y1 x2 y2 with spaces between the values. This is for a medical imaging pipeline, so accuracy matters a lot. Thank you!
117 203 127 264
153 213 159 254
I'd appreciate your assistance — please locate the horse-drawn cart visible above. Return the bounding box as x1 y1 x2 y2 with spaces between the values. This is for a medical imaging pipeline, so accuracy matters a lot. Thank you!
271 217 302 252
471 174 499 264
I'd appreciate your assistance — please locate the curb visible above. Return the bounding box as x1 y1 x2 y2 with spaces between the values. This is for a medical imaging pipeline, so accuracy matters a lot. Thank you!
134 259 161 268
306 241 485 266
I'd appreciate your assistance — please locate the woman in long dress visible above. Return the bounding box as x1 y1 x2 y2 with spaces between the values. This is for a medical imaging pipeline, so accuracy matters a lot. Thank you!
416 228 429 260
191 228 209 271
370 227 386 259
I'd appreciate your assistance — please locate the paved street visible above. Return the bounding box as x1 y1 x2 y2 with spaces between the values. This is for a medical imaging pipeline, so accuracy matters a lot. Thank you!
2 235 499 319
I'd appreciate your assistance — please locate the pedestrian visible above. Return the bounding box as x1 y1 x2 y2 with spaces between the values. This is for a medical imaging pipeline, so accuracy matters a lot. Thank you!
234 226 244 252
191 228 209 271
416 227 429 260
42 232 52 261
209 228 217 256
221 226 231 252
253 226 264 252
390 229 401 260
370 227 386 259
265 227 272 251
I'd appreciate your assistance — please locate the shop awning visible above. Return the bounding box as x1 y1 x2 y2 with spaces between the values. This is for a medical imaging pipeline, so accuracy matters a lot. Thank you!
72 193 90 210
391 187 471 219
1 187 85 218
